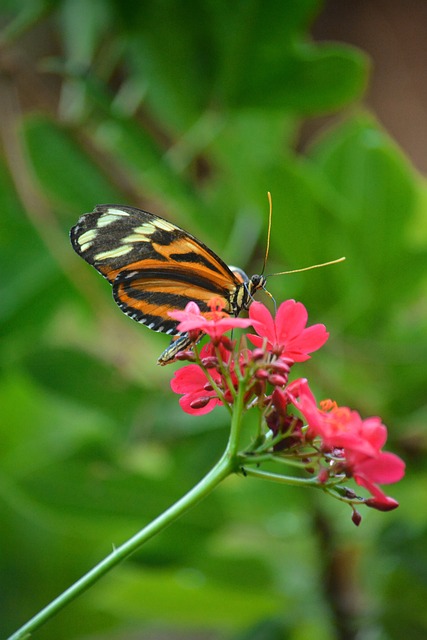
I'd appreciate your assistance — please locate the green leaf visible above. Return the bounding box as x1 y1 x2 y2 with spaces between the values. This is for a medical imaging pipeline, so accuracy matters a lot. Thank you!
118 0 368 127
307 114 421 327
22 346 143 423
93 565 281 628
0 156 64 330
21 114 123 212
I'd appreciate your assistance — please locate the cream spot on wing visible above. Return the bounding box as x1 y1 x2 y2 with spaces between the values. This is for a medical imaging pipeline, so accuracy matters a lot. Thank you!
97 209 130 227
153 218 176 232
80 241 94 251
134 223 156 234
123 233 151 243
121 223 157 243
95 246 133 260
78 229 98 246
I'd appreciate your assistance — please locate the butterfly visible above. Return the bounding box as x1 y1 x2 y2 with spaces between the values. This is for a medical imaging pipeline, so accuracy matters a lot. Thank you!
70 204 267 364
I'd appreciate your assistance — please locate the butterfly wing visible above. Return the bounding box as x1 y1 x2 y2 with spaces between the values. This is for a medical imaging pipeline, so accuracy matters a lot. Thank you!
70 204 242 337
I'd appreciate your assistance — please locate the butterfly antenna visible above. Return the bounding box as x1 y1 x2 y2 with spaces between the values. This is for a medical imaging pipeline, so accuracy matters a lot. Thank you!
260 191 273 276
267 256 346 278
263 287 277 312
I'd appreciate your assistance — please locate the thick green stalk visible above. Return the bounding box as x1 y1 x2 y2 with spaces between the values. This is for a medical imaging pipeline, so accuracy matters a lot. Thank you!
8 451 236 640
225 374 248 458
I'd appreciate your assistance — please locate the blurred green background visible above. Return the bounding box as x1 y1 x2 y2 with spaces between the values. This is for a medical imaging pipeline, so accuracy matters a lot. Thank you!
1 1 426 639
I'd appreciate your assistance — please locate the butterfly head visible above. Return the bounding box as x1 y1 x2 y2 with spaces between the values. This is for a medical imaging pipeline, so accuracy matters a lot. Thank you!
227 269 267 314
246 273 270 309
249 273 267 293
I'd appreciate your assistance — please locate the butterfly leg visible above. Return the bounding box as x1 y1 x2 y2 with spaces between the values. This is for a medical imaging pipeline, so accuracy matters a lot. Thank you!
157 333 196 365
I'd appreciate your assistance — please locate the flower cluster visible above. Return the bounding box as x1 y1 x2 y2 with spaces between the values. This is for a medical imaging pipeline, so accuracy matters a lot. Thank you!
168 298 405 523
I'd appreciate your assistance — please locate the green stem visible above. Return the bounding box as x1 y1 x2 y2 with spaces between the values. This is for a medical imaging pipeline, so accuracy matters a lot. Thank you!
241 465 322 489
225 376 247 458
8 452 235 640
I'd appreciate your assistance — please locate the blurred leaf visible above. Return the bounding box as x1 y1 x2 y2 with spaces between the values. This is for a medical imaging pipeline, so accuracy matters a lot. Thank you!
0 369 116 473
21 114 123 212
0 156 64 334
228 39 368 112
116 0 368 127
22 345 144 422
93 565 281 628
306 115 421 329
91 115 202 219
60 0 111 65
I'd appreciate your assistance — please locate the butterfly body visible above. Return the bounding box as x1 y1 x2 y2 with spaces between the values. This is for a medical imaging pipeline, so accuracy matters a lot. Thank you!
70 205 266 363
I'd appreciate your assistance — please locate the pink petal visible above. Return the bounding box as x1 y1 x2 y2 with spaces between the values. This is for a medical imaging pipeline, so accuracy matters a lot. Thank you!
169 301 202 321
170 366 208 393
275 300 308 342
246 334 266 349
175 318 208 332
354 452 405 484
249 302 276 343
360 417 388 449
215 317 255 331
354 475 389 501
283 350 311 363
294 324 329 353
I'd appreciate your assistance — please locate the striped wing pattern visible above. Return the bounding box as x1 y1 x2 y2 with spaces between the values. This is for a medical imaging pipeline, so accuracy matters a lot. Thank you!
70 205 243 339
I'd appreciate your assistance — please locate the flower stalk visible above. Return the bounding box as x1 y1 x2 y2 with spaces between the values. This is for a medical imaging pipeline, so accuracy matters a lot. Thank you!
9 296 405 638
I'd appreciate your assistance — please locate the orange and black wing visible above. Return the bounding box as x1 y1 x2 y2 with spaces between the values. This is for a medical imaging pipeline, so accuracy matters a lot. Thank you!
70 204 242 336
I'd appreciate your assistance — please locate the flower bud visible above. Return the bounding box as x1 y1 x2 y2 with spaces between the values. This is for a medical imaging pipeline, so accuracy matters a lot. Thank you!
317 468 329 484
201 356 219 368
255 369 269 380
271 360 291 375
190 396 213 410
352 510 362 526
266 410 279 432
271 388 287 415
268 374 288 387
219 335 234 351
365 496 399 511
175 351 197 362
252 380 265 398
251 348 266 361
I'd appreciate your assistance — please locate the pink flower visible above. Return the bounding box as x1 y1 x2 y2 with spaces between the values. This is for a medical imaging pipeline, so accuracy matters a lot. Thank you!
170 344 224 415
169 298 257 343
170 343 235 415
248 300 329 363
350 450 404 506
289 380 405 505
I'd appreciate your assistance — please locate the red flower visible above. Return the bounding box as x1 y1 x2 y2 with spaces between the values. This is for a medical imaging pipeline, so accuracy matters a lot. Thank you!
248 300 329 362
170 343 234 415
289 380 406 505
170 344 224 415
350 451 404 506
169 298 257 343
